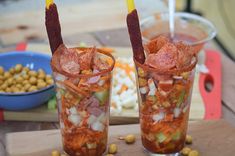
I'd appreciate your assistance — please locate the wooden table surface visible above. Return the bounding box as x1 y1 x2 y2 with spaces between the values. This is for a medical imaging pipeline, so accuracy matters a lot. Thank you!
5 120 235 156
1 0 235 155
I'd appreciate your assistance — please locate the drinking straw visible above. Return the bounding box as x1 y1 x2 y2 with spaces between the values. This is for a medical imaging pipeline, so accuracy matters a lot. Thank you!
45 0 63 54
126 0 145 64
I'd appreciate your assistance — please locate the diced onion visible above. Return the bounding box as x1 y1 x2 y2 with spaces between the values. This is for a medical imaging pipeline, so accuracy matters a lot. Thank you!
68 114 81 125
91 121 105 132
152 112 165 122
174 108 181 118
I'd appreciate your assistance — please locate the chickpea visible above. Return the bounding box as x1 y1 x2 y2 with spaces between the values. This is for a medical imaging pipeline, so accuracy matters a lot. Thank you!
15 64 23 73
108 144 117 154
1 83 8 90
38 68 46 75
16 84 23 89
106 154 114 156
22 80 29 85
7 78 14 86
28 86 37 92
0 80 3 85
38 73 46 79
46 79 54 85
3 72 11 79
138 78 147 87
46 74 52 80
0 66 4 75
12 80 16 85
29 77 37 85
188 150 199 156
125 134 136 144
22 67 30 73
37 79 45 83
138 67 147 77
24 83 31 91
12 87 20 93
16 76 24 83
0 75 4 81
9 67 15 74
20 88 26 92
185 135 193 144
28 70 37 77
37 82 47 89
51 150 60 156
181 147 191 156
5 87 12 93
22 74 30 80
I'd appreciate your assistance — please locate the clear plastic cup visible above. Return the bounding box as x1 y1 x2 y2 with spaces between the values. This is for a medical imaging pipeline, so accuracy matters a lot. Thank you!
51 47 115 156
134 55 197 155
141 12 217 54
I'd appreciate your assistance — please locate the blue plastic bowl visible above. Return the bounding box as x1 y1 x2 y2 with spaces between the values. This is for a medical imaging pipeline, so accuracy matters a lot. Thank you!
0 51 55 111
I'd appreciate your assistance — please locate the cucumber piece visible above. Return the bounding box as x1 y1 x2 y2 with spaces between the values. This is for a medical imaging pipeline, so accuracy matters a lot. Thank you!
172 130 181 141
47 96 57 110
86 143 97 149
156 132 167 143
94 90 109 105
177 90 186 107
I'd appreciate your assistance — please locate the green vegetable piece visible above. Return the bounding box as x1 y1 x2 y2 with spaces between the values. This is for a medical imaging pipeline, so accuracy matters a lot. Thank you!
156 132 167 143
94 90 109 105
86 143 97 149
48 96 57 110
172 130 181 141
177 90 186 107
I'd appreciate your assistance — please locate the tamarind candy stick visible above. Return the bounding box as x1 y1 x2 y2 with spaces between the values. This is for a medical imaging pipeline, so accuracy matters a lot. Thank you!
126 0 145 64
45 0 63 54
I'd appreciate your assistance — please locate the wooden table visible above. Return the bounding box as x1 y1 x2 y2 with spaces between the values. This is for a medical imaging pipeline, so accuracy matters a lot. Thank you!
1 0 235 155
5 120 235 156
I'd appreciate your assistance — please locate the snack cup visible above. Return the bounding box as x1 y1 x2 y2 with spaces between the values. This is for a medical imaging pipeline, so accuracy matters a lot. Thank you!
51 47 115 156
134 55 197 155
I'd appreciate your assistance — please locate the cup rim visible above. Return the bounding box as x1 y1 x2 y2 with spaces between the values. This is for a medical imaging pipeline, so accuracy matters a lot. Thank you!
140 12 217 46
134 55 197 74
51 45 116 78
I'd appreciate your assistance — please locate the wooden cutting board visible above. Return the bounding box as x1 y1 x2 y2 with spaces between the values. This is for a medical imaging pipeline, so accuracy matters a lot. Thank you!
5 120 235 156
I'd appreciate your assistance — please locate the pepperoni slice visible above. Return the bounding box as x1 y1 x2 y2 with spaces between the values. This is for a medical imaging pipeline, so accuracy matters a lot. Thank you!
93 57 109 70
146 35 169 54
78 47 95 70
175 42 193 68
145 43 177 70
60 48 81 75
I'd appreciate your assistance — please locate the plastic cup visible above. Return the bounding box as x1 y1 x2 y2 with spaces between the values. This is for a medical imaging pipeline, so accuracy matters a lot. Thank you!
51 47 115 156
141 12 217 54
134 54 197 155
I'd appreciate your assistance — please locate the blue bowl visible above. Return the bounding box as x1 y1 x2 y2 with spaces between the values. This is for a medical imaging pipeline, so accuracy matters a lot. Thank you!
0 51 55 111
